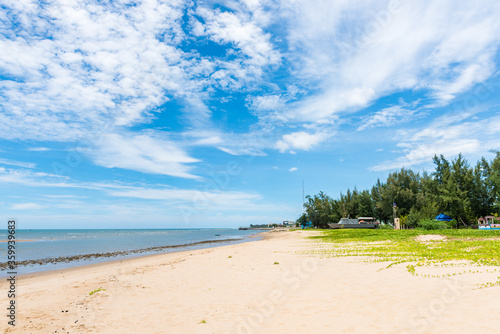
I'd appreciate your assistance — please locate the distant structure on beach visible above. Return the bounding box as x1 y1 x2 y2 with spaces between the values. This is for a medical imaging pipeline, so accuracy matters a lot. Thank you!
327 217 379 229
239 224 272 230
239 221 298 230
478 216 500 230
435 213 452 221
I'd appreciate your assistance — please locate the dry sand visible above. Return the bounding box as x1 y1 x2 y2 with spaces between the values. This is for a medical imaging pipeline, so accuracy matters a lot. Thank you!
1 230 499 334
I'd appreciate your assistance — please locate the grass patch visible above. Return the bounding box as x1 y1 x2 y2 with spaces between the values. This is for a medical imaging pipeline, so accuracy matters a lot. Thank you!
476 278 500 289
89 288 106 295
309 229 500 266
273 261 279 265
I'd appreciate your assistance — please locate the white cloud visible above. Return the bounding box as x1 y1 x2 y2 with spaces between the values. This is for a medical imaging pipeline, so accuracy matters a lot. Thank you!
183 129 273 157
11 203 44 210
27 147 51 152
0 166 272 213
370 139 482 172
0 167 73 188
188 129 277 156
370 112 500 171
0 0 268 148
0 0 289 164
0 0 198 141
216 146 267 156
193 135 223 146
430 61 493 103
275 0 500 126
42 194 85 198
289 167 298 172
248 95 285 111
1 0 500 170
90 133 199 178
276 131 328 153
109 187 261 209
357 103 422 131
0 158 37 168
194 5 280 69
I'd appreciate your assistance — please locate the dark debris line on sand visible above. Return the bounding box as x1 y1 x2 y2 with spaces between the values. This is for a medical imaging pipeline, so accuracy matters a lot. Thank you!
0 238 238 270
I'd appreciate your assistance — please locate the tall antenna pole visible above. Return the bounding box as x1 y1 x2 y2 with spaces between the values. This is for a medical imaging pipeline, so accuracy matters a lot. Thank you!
302 180 305 212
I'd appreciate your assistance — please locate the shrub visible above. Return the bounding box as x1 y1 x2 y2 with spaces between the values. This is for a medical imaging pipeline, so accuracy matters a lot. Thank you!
417 219 449 230
378 223 393 230
406 208 425 228
399 214 409 228
445 219 458 229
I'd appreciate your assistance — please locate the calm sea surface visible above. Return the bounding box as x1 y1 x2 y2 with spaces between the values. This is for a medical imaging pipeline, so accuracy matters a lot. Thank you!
0 228 262 276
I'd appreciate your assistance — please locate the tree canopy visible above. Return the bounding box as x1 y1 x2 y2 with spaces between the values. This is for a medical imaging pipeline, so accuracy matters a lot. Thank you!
297 153 500 228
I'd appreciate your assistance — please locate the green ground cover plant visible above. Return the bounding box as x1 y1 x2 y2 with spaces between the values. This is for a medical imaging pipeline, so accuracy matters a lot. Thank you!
416 219 450 230
309 229 500 266
89 288 106 295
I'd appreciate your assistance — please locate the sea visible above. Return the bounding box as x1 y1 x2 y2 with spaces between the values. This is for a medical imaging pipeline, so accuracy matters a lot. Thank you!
0 228 262 276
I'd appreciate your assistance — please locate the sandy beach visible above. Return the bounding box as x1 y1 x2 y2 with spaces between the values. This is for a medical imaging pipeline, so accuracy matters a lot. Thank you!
2 230 499 334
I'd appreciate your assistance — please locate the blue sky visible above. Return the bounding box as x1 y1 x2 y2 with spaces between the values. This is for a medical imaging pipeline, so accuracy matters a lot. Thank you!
1 0 500 228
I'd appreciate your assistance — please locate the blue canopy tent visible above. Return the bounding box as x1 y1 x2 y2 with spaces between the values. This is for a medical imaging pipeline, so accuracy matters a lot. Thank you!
301 221 313 229
435 213 452 221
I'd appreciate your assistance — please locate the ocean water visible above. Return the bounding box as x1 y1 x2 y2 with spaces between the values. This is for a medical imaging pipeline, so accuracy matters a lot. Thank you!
0 228 262 276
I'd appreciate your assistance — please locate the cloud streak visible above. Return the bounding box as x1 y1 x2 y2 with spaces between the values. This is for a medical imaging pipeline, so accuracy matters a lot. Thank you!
0 165 267 212
10 203 44 210
357 102 422 131
0 158 37 168
276 0 500 127
370 112 500 171
90 133 200 179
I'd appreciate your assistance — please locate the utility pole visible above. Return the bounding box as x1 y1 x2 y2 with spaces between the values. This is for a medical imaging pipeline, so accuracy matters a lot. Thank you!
302 180 305 212
392 201 396 222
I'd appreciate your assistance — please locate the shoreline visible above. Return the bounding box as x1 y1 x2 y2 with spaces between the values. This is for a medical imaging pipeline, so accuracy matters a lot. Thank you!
12 232 270 281
2 230 499 333
0 232 265 278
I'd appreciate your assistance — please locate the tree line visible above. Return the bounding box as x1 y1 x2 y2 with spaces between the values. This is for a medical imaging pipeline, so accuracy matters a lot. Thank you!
297 152 500 229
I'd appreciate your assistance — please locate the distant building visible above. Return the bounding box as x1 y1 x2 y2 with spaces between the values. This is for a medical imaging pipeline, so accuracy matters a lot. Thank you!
478 216 500 230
